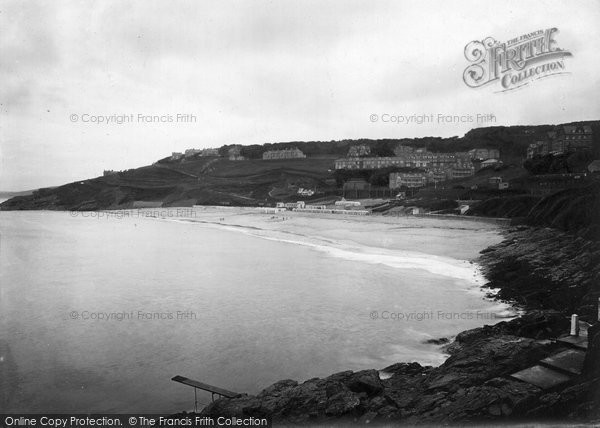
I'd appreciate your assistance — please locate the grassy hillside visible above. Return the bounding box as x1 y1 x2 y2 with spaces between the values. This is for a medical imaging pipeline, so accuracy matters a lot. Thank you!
2 120 598 211
466 195 541 218
526 183 600 239
0 157 338 210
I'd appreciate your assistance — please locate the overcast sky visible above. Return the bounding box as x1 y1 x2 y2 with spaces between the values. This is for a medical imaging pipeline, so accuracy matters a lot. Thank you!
1 0 599 191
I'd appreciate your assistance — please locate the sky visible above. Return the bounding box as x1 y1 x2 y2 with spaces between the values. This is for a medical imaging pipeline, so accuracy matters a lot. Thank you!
1 0 599 191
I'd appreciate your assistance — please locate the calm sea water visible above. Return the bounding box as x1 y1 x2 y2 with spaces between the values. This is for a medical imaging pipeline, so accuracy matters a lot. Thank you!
0 210 511 412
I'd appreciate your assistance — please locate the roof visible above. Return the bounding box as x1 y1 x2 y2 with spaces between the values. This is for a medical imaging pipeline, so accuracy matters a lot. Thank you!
264 147 302 152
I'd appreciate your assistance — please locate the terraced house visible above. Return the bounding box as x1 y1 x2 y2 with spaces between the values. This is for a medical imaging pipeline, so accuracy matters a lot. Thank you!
468 148 500 160
335 145 474 171
389 172 429 188
262 147 306 160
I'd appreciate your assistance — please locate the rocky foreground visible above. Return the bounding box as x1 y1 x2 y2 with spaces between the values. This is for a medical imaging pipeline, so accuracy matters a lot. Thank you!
197 227 600 425
479 226 600 322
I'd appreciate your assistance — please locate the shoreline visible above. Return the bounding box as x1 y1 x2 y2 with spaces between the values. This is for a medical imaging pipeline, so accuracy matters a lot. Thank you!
165 208 521 367
6 206 520 334
185 212 598 424
162 206 508 258
167 208 516 319
83 206 523 369
4 208 597 421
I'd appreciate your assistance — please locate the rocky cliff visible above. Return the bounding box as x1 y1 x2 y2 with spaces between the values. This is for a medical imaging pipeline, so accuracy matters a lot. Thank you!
479 227 600 321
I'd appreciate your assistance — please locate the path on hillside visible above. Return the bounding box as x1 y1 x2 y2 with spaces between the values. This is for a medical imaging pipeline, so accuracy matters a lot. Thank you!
154 163 199 179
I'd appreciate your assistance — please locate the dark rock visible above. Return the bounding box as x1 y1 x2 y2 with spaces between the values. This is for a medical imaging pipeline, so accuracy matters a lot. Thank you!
364 396 388 412
427 373 463 390
427 334 555 393
453 310 569 348
408 377 540 423
345 370 384 396
488 404 502 416
381 362 428 376
478 228 600 320
324 390 361 416
424 337 450 345
455 326 491 344
257 379 298 397
519 380 599 420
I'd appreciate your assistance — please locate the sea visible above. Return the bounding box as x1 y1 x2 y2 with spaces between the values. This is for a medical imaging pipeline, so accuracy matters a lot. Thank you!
0 210 513 412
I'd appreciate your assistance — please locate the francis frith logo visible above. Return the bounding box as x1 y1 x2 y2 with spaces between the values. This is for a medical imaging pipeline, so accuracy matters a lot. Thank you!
463 28 572 92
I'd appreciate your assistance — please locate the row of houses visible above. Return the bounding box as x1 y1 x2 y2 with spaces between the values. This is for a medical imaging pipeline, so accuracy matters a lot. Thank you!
228 146 246 161
171 146 307 161
335 146 498 170
170 143 505 166
262 147 306 160
388 169 473 189
468 148 501 160
334 155 476 171
342 144 498 161
527 125 593 158
275 201 326 210
230 146 307 161
293 208 370 215
389 172 428 188
171 148 220 160
337 145 505 189
388 162 490 189
264 201 369 215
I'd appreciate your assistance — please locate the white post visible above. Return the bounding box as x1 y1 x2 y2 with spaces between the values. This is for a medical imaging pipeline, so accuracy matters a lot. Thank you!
570 314 579 336
598 297 600 322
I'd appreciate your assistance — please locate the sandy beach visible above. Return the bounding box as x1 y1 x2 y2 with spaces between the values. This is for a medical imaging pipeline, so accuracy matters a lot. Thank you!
157 206 507 261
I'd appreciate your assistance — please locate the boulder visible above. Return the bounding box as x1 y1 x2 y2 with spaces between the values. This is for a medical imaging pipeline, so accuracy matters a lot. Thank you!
427 334 555 392
345 370 384 396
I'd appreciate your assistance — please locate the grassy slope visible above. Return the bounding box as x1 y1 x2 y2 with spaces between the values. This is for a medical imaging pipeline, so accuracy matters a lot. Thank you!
0 157 338 210
2 119 597 211
526 183 600 238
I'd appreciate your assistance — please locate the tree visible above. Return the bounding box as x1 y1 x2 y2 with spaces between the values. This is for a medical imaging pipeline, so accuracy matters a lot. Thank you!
524 155 554 175
567 150 593 172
